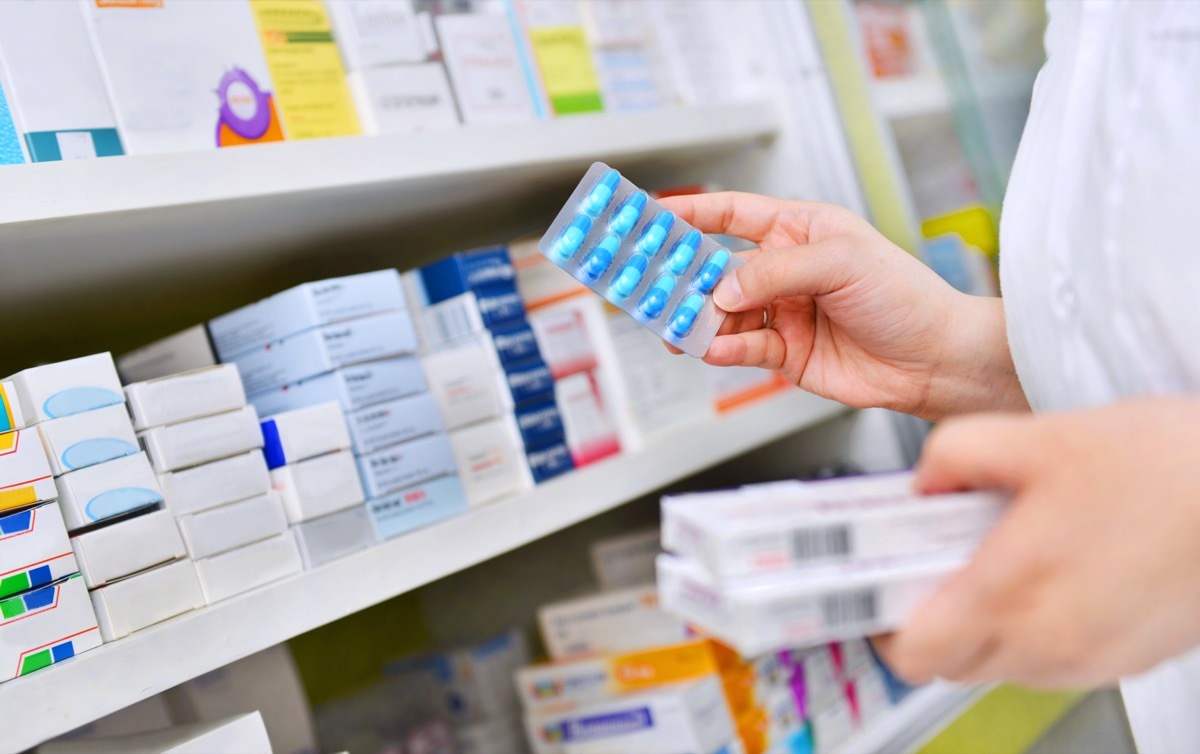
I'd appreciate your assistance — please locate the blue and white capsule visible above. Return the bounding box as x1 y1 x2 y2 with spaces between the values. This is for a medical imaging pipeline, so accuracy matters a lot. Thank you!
552 215 592 261
693 249 730 294
581 233 620 280
668 294 704 338
581 169 620 217
635 211 675 256
665 230 701 275
608 191 647 237
609 255 649 300
638 274 676 320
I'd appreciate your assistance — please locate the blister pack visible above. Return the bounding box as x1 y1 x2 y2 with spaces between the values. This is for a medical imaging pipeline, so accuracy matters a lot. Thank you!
539 163 743 357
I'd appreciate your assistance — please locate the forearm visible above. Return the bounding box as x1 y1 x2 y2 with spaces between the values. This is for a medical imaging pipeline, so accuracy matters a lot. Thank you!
918 295 1029 421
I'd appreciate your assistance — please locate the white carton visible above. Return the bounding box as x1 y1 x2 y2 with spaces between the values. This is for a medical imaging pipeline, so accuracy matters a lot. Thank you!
0 428 57 515
40 713 273 754
70 508 185 589
90 559 204 642
271 450 366 524
366 474 468 541
125 365 246 431
249 355 427 417
327 0 426 69
260 401 351 469
158 450 271 518
435 12 537 125
349 64 459 135
177 491 288 560
537 585 690 661
140 405 263 474
0 502 75 601
590 528 661 591
56 453 163 532
208 270 406 360
194 531 303 605
525 676 735 754
36 404 139 477
662 472 1005 577
166 646 317 754
116 325 218 384
293 505 375 569
417 292 487 348
656 552 969 657
555 370 620 468
84 0 281 155
356 433 457 500
346 391 443 455
8 353 124 424
231 311 419 396
0 380 27 432
529 302 599 378
448 417 530 507
420 334 512 430
0 2 122 162
0 574 101 683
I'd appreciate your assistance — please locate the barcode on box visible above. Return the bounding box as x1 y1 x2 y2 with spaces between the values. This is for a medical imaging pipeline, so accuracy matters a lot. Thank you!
792 524 852 563
820 588 878 628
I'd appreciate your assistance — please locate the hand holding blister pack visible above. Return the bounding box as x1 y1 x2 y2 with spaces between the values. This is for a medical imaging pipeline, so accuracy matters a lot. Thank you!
539 163 743 357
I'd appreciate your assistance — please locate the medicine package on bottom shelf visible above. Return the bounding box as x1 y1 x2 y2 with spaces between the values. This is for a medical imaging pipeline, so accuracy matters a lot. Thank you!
656 552 968 657
539 163 745 357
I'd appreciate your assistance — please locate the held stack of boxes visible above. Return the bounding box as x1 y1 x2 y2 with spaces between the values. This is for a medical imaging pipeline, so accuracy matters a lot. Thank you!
124 364 298 606
409 247 574 505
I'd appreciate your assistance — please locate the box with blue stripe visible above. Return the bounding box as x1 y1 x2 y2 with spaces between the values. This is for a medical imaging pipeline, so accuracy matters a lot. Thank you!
0 574 101 682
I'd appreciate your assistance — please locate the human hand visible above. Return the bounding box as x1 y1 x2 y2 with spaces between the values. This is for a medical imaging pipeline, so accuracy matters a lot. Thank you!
873 397 1200 687
658 192 1026 421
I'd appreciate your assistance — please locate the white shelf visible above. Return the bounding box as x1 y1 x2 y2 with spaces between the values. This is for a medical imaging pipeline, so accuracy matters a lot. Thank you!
0 103 778 305
872 74 952 120
0 390 843 753
837 682 986 754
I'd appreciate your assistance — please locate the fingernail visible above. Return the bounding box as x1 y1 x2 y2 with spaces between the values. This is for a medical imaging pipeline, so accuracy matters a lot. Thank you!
713 272 742 310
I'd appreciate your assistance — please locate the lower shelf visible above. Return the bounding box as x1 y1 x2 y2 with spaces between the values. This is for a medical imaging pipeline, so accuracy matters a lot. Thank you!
1 389 845 753
837 682 986 754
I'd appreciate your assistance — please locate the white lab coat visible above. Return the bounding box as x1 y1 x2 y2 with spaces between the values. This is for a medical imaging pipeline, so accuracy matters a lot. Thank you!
1000 1 1200 751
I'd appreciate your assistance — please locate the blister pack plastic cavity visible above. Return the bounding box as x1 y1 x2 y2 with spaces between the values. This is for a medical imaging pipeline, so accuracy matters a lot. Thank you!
539 163 743 357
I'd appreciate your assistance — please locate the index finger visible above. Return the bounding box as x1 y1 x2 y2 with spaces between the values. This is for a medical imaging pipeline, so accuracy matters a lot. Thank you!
658 192 789 244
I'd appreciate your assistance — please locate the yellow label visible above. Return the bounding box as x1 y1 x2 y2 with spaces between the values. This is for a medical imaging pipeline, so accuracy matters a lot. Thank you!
0 431 15 453
528 26 603 115
0 486 37 512
922 205 1000 258
610 640 719 693
250 0 360 139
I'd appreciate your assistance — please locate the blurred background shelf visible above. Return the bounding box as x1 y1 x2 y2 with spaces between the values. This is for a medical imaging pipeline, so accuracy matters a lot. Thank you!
0 389 844 753
837 683 986 754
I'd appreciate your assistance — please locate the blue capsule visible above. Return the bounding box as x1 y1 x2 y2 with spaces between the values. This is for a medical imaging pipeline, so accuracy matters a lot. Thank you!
608 191 647 237
669 294 704 338
581 233 620 280
609 255 649 300
581 169 620 217
693 249 730 294
638 274 676 320
635 211 675 256
665 230 701 275
552 215 592 261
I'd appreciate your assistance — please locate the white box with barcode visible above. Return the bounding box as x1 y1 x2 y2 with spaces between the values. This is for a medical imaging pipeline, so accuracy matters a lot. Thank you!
662 472 1005 578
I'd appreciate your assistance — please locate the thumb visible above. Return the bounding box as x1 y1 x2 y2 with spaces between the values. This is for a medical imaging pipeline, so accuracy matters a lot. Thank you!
713 238 854 312
914 414 1046 495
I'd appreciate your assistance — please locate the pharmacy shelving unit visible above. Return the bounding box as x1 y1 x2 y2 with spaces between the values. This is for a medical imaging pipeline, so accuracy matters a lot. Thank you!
0 103 777 306
836 683 987 754
0 389 845 753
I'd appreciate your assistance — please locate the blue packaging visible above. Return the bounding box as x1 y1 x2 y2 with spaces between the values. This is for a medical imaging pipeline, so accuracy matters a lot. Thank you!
474 286 527 330
366 474 469 541
526 439 574 483
490 321 542 368
504 358 555 406
514 396 566 450
420 246 518 304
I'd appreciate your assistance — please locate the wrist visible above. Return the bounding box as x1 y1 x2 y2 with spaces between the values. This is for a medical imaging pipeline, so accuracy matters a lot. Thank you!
918 294 1029 421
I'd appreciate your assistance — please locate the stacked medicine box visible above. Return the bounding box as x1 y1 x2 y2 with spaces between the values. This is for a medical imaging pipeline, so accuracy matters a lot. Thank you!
22 354 203 645
209 270 468 545
0 369 102 682
124 364 298 606
411 246 575 506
